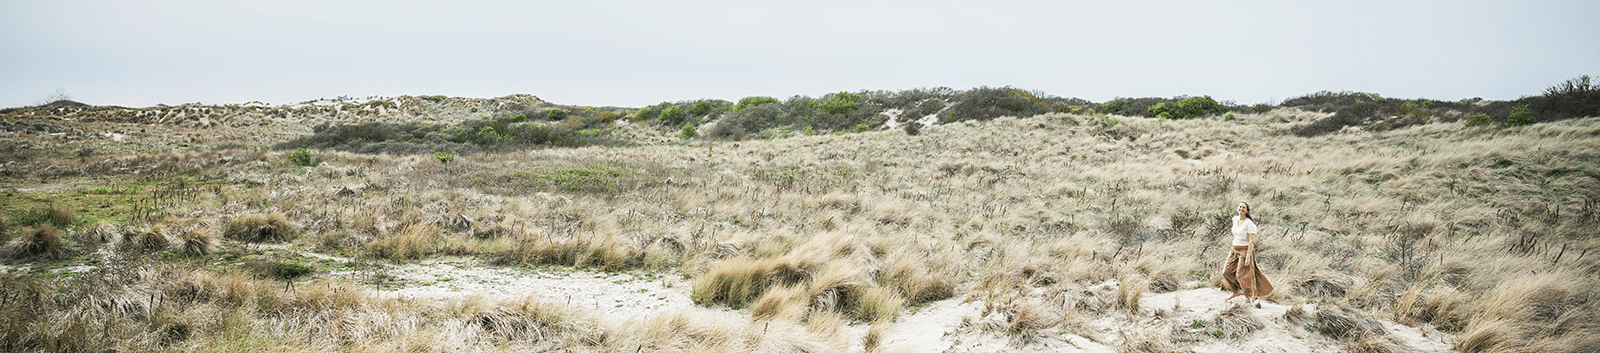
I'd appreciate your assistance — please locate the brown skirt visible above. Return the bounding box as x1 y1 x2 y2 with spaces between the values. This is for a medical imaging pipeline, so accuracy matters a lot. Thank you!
1221 245 1274 298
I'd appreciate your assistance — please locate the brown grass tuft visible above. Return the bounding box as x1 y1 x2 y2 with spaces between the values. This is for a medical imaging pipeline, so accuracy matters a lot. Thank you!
2 224 66 259
366 222 441 260
178 229 215 256
222 213 297 243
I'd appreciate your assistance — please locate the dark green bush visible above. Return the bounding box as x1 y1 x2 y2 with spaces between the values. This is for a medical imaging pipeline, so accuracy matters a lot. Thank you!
547 108 569 121
1099 99 1128 114
944 87 1052 121
709 104 783 139
1251 104 1272 113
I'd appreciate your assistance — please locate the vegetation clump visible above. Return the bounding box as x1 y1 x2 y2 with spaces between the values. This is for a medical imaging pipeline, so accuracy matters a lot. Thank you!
1 224 65 259
223 213 297 243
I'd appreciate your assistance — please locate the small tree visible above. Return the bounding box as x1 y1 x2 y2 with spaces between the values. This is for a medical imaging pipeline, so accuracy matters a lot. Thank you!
680 123 699 139
1506 105 1535 127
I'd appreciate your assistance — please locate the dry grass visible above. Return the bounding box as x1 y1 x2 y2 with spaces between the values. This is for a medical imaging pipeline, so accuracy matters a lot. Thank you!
222 212 297 243
5 109 1599 351
1 224 65 259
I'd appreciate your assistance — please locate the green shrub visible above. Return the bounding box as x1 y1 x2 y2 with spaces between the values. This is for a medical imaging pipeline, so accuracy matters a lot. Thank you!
1099 99 1128 114
422 95 445 103
1507 105 1535 126
547 108 569 121
630 107 657 121
223 213 297 243
503 166 628 194
736 96 781 110
681 123 699 139
660 106 687 125
1465 113 1492 127
1224 112 1237 121
854 124 870 133
689 101 715 116
267 262 314 281
1149 96 1223 119
288 148 316 167
434 150 455 163
1251 103 1272 113
817 92 862 114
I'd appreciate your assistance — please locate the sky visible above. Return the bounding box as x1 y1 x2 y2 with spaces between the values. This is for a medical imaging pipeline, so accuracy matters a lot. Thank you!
2 0 1597 109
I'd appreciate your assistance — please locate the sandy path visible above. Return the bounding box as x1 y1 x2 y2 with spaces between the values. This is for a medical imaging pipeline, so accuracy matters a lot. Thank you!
361 256 734 322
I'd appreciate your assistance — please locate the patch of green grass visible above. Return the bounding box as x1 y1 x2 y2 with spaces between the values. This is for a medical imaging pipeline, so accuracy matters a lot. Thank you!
503 166 629 194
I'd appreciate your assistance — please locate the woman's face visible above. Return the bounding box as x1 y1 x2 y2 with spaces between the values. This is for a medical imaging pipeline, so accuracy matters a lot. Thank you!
1236 203 1248 215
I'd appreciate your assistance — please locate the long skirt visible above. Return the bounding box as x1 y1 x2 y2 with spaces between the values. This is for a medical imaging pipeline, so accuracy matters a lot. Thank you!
1221 245 1274 298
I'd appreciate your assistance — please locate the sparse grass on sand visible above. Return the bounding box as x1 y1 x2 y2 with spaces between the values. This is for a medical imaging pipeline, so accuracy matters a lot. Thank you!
2 109 1598 352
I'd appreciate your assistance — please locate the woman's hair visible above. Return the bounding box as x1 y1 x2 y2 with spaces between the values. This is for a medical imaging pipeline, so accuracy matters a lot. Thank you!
1239 201 1253 221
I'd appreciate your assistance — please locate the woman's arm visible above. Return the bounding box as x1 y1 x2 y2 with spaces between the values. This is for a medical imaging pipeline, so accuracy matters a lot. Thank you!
1246 232 1257 263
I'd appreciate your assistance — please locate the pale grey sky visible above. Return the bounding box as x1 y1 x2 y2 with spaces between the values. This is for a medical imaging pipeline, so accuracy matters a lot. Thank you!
2 0 1596 109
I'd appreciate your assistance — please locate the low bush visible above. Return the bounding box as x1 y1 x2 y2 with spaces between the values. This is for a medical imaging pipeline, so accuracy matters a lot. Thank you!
267 262 315 281
223 213 297 243
288 148 316 167
546 108 569 121
274 114 625 154
434 150 455 163
1465 113 1492 127
680 123 698 139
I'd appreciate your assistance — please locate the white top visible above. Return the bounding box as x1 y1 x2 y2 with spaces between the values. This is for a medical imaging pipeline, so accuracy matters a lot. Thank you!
1231 216 1258 246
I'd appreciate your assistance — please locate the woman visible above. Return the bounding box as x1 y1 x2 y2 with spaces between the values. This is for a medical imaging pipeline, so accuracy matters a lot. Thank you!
1221 201 1273 302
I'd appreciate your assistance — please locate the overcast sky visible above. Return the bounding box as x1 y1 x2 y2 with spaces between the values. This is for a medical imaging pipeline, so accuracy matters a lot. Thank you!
3 0 1596 109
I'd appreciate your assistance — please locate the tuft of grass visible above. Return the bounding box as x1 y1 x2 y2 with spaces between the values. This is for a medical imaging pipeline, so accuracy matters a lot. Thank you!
366 222 441 260
857 286 906 324
178 229 214 256
222 213 297 243
1 224 66 259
